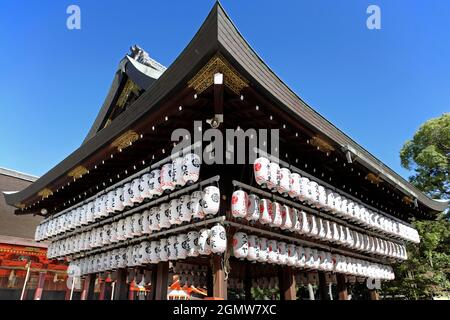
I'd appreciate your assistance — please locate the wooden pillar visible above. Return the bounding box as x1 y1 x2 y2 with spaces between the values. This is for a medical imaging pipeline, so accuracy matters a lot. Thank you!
80 274 96 300
146 269 158 300
206 265 214 297
33 272 47 300
370 290 380 300
98 280 107 300
212 254 227 299
154 262 169 300
279 266 296 301
318 272 331 300
336 274 348 300
114 269 129 300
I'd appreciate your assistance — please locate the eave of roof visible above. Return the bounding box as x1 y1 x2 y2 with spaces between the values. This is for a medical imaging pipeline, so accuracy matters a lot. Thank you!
4 2 448 214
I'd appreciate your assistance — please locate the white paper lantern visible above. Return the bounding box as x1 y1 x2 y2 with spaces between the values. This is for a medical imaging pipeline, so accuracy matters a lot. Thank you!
102 224 111 246
187 231 199 257
178 194 192 223
247 235 260 261
159 203 171 229
267 239 278 264
316 185 330 211
122 183 134 208
287 244 297 267
290 207 300 233
288 172 301 198
124 216 134 239
232 232 248 259
161 163 175 192
299 210 310 234
275 242 286 265
172 157 186 188
210 224 227 254
169 198 180 226
198 228 212 255
267 162 280 190
317 218 326 239
298 177 310 202
258 237 269 263
110 187 123 213
141 210 150 234
182 153 201 185
176 233 188 259
231 190 248 219
202 186 220 216
246 194 260 222
308 214 319 238
148 207 160 232
277 167 291 195
190 191 204 220
280 205 293 230
258 198 272 225
270 202 283 228
159 238 169 262
131 213 141 236
149 241 160 264
105 190 114 214
167 235 178 260
253 157 270 187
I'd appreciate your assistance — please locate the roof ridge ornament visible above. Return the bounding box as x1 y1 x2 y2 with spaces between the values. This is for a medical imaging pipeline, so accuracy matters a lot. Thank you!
188 53 249 95
129 45 167 72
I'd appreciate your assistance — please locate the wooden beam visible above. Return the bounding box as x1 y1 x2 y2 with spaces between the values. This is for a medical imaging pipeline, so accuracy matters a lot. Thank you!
154 262 169 300
33 272 47 300
81 274 96 300
212 254 227 299
336 274 348 300
114 268 128 300
279 266 296 300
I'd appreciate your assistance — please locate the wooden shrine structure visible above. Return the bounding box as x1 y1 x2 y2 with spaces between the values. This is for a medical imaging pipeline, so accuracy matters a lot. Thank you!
3 3 447 300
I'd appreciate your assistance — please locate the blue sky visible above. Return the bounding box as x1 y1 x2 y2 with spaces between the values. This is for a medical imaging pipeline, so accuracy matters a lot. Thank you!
0 0 448 179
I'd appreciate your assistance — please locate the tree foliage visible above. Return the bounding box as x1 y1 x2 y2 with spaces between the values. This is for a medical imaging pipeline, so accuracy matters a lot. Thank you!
400 113 449 199
382 217 450 299
382 113 450 299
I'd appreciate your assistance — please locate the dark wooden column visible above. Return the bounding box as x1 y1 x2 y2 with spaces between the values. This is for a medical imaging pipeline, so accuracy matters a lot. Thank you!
212 254 227 299
33 272 47 300
336 274 348 300
318 272 331 300
370 290 380 300
279 266 296 301
80 274 96 300
98 280 107 300
145 269 156 300
154 262 169 300
114 269 129 300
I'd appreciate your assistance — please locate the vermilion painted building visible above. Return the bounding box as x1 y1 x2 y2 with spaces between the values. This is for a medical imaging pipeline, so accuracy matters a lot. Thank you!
0 168 68 299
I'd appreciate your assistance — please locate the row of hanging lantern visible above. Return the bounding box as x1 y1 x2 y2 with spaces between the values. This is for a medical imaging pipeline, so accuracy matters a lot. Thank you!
253 157 420 243
232 232 394 280
231 190 407 260
47 186 221 259
35 153 201 242
67 224 226 276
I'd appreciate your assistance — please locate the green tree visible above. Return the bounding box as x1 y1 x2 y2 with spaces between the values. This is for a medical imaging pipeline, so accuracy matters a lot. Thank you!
382 113 450 299
400 113 449 199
